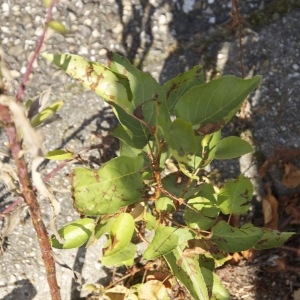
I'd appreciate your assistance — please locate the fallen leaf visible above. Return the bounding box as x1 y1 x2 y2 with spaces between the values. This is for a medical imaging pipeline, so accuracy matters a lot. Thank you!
262 187 278 230
105 285 138 300
293 289 300 300
282 163 300 188
146 271 173 289
259 148 300 178
139 280 169 300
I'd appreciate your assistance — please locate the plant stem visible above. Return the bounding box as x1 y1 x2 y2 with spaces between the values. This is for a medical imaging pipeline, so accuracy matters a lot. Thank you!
0 104 61 300
16 0 58 102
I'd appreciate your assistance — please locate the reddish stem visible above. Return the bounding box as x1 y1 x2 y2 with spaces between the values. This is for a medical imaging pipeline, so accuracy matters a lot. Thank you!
15 0 58 102
0 197 24 220
0 104 61 300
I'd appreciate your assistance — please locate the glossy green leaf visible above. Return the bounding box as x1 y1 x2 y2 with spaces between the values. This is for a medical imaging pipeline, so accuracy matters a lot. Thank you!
164 247 209 300
102 242 136 266
215 136 253 159
196 131 221 167
184 197 220 230
217 175 253 215
42 53 156 149
254 229 295 250
161 173 199 199
145 212 156 230
155 197 176 213
143 226 179 259
31 101 64 127
212 221 263 252
112 105 150 149
175 76 261 133
168 118 197 163
106 52 170 128
163 65 205 113
94 218 115 240
73 156 144 215
50 218 95 249
102 213 136 266
42 53 132 109
200 267 230 300
46 149 73 160
196 183 218 204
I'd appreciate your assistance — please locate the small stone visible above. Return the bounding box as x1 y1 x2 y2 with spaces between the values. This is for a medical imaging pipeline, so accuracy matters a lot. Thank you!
1 2 10 13
209 16 216 24
292 63 299 70
182 0 195 14
92 29 100 38
98 48 108 56
158 14 168 25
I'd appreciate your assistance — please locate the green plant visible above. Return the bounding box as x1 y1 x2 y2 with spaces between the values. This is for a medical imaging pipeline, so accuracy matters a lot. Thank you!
43 52 294 300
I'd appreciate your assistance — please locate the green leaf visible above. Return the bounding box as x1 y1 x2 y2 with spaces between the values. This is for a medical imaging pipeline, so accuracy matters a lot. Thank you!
164 247 209 300
184 197 220 230
42 53 132 109
102 213 136 266
143 226 179 259
43 53 155 149
168 118 197 163
102 243 136 266
112 105 150 149
31 101 64 127
200 268 230 300
163 65 206 113
217 175 253 215
211 221 263 252
175 76 261 134
73 156 144 215
254 229 295 250
107 53 170 125
155 197 176 213
46 149 73 160
196 183 218 204
50 218 95 249
161 173 199 200
94 218 115 240
215 136 253 159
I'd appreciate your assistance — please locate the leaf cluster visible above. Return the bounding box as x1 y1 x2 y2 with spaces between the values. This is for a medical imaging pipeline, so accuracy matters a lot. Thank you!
43 53 294 300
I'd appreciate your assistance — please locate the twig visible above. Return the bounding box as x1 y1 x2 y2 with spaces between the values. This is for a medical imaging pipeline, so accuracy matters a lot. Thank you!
0 197 24 220
15 0 58 102
0 0 61 298
0 104 61 300
232 0 244 78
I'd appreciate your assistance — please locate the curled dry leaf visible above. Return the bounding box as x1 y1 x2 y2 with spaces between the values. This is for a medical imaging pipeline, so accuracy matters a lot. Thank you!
139 280 169 300
262 187 278 230
285 202 300 223
146 271 173 289
105 285 138 300
292 289 300 300
281 163 300 188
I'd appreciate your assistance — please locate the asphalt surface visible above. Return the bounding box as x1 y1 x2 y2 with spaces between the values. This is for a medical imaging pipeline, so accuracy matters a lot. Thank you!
0 0 300 299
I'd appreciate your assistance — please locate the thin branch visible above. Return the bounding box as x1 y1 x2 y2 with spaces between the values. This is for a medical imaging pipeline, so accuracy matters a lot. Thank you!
232 0 244 78
15 0 58 102
0 104 61 300
0 197 24 220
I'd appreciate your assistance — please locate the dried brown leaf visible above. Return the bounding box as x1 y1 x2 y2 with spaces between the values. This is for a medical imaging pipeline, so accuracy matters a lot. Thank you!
281 163 300 188
262 187 278 230
139 280 169 300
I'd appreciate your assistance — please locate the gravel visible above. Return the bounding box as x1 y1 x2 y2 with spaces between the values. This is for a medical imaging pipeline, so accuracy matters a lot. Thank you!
0 0 300 299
